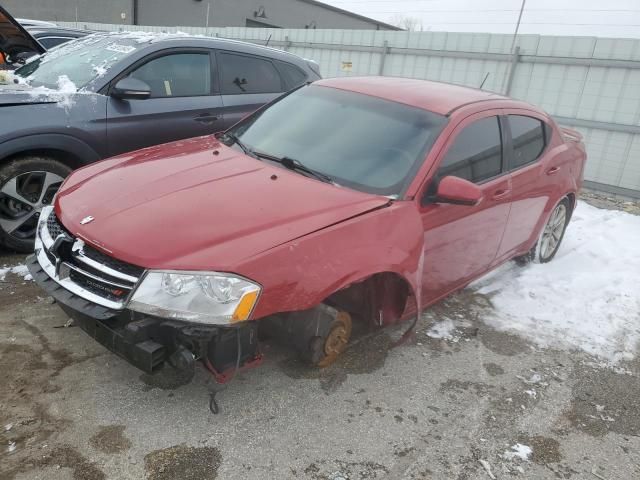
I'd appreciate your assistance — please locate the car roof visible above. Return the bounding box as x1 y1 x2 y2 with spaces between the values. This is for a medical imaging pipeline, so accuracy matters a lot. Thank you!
314 76 511 115
26 26 91 36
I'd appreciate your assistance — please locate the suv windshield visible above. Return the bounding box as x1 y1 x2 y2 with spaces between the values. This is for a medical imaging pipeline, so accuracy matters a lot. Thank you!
15 35 140 89
230 85 446 197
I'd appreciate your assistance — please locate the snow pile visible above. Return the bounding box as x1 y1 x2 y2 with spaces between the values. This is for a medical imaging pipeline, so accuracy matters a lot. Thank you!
503 443 532 461
0 264 32 281
473 201 640 363
28 75 78 109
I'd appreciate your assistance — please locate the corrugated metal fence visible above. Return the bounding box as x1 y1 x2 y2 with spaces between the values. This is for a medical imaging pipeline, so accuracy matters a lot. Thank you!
60 22 640 197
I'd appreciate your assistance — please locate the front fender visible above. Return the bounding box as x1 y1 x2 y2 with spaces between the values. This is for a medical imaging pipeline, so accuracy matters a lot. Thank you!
0 133 101 165
235 201 425 320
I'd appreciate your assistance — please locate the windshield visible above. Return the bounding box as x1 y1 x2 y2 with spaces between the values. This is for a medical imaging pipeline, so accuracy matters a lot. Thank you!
15 35 140 89
230 85 446 196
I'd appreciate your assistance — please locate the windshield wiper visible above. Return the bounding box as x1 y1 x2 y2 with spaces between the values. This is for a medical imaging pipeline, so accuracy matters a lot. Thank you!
253 150 334 184
220 132 256 158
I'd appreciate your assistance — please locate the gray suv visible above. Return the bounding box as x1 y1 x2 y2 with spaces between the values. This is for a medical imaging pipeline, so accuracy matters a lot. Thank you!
0 29 320 251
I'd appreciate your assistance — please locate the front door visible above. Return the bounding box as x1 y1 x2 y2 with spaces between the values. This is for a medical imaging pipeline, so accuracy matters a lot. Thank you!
419 113 512 304
106 50 224 156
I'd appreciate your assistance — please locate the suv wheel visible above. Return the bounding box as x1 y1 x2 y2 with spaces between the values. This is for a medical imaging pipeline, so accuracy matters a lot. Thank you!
0 157 71 252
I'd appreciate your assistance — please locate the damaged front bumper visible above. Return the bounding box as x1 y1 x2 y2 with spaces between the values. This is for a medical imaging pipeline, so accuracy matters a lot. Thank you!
27 254 261 377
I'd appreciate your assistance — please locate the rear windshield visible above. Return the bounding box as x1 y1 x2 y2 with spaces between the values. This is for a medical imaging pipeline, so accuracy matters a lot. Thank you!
231 85 446 197
15 35 141 89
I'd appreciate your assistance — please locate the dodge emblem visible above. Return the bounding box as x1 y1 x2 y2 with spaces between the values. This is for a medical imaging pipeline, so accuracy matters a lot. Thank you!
80 216 95 225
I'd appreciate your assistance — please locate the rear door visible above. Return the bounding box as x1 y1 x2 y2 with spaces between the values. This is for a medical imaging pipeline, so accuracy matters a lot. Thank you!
495 112 555 260
420 113 512 302
216 51 286 128
106 49 224 156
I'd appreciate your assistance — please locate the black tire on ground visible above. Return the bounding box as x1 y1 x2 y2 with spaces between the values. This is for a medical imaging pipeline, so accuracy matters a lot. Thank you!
0 156 71 252
515 197 572 266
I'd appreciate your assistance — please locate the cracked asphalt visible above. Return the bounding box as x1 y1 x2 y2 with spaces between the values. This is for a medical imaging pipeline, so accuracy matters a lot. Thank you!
1 193 639 480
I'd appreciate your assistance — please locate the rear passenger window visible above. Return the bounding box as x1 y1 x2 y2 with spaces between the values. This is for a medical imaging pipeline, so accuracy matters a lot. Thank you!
438 116 503 184
508 115 546 169
276 61 307 89
219 53 283 94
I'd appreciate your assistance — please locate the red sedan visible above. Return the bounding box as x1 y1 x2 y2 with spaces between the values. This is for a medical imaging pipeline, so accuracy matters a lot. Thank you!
28 77 586 381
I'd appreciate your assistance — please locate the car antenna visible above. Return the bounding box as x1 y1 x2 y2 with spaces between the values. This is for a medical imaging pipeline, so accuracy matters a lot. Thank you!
479 72 490 90
265 34 272 47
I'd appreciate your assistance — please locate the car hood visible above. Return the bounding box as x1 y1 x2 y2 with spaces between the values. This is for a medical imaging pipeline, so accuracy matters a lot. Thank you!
0 6 45 61
55 136 391 270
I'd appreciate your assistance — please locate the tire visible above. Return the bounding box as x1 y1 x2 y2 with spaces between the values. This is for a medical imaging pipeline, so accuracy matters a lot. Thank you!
0 156 71 252
515 198 571 265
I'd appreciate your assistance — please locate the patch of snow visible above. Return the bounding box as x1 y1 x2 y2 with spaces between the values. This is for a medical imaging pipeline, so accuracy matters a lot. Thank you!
524 389 537 399
472 201 640 363
503 443 532 462
7 442 16 453
426 318 471 341
0 264 33 282
27 75 78 109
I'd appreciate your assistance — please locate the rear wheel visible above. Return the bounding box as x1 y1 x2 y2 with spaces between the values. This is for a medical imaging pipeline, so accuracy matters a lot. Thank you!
515 198 570 265
0 157 71 252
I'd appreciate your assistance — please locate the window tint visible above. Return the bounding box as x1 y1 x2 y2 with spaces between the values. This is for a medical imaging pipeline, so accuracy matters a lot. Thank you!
219 53 282 94
508 115 547 169
128 53 211 98
438 117 502 183
276 61 307 89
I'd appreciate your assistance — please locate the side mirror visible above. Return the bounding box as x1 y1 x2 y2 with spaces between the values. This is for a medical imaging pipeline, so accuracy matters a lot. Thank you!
111 77 151 100
434 176 483 206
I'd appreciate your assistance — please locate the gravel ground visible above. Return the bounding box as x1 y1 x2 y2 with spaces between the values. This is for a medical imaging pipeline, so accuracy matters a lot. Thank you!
1 192 639 480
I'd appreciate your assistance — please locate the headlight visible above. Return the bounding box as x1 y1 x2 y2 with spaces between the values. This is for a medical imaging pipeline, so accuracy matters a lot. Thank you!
128 271 261 325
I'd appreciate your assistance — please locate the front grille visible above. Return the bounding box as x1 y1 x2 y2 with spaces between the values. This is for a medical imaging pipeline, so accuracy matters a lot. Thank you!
43 212 144 307
47 212 67 238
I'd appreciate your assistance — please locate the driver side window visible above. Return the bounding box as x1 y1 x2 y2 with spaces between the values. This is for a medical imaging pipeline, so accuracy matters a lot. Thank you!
438 116 503 184
128 53 211 98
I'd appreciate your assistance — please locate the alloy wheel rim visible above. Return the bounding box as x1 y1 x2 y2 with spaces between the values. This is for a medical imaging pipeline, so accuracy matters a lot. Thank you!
0 171 65 241
540 203 567 260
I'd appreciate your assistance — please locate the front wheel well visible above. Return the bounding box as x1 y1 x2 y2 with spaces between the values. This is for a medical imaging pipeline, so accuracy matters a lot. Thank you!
324 272 413 327
2 148 84 170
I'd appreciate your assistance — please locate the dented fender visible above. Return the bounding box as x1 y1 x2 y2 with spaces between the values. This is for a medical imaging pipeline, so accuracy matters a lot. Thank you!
234 201 425 321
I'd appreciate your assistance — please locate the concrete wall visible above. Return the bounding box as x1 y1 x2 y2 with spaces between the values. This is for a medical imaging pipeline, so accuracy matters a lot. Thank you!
3 0 394 30
2 0 132 24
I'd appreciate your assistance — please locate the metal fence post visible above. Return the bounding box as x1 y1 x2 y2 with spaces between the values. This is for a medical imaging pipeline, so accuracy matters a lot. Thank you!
378 40 389 76
284 36 292 52
504 46 521 95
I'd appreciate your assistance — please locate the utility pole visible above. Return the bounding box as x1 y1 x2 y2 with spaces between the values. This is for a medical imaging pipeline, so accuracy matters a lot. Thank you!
509 0 526 54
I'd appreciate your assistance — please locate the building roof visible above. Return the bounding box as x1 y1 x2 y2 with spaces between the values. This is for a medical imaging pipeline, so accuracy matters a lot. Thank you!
299 0 401 30
315 76 509 115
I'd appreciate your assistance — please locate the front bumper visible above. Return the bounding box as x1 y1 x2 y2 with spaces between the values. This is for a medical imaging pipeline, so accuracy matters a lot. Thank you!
28 254 169 372
28 255 261 376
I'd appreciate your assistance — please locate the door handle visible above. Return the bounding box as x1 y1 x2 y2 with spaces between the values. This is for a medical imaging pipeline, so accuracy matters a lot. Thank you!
546 166 561 175
194 114 219 123
492 189 510 200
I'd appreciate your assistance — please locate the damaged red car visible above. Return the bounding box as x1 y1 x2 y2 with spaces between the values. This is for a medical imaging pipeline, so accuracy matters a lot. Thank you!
28 77 586 382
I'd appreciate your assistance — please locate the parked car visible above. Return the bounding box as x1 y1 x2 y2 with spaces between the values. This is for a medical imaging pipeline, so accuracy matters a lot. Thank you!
16 18 57 28
26 25 91 50
0 20 320 252
0 6 45 68
28 77 587 383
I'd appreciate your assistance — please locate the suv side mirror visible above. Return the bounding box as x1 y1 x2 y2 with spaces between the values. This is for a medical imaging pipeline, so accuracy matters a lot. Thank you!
434 176 483 206
111 77 151 100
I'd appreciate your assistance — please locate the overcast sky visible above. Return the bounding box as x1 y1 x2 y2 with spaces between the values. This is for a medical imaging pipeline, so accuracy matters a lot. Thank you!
322 0 640 37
